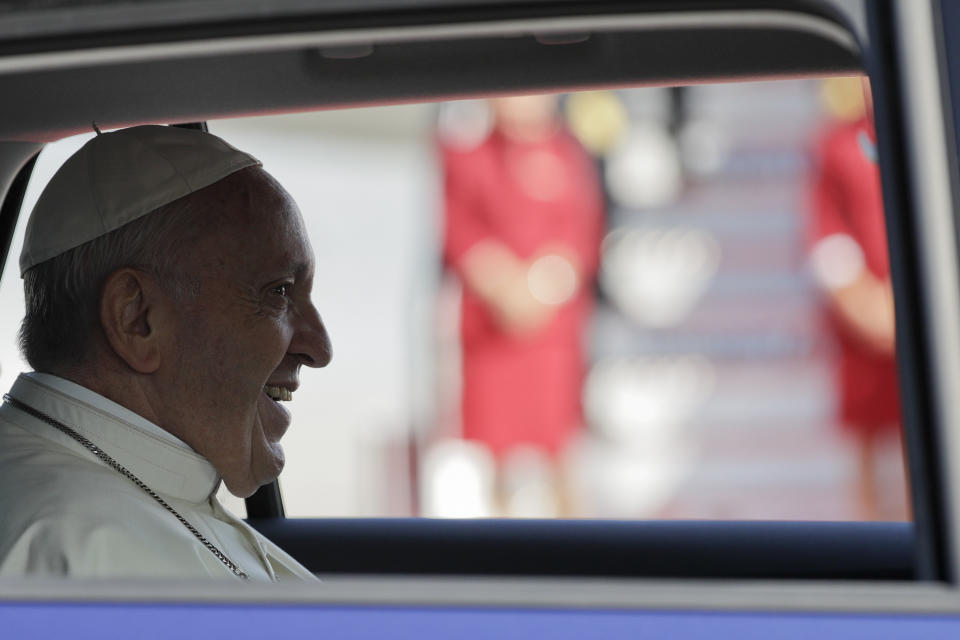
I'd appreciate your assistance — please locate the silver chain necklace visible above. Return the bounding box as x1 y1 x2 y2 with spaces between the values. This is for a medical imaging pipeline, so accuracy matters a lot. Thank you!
3 394 250 580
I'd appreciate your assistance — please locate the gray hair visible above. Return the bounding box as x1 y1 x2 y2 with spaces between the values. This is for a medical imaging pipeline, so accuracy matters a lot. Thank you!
18 193 204 374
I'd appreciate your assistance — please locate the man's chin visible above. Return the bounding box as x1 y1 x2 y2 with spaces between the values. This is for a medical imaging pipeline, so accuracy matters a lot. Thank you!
222 461 283 499
217 398 289 498
225 483 257 499
222 476 259 499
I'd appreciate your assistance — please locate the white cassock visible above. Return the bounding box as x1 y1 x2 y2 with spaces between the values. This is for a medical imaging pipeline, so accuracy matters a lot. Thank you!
0 372 317 581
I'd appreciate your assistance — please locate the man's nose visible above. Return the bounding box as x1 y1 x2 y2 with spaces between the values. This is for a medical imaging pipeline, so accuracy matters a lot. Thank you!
292 301 332 368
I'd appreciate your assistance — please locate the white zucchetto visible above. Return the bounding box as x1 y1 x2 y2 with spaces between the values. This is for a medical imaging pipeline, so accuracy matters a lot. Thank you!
20 125 260 275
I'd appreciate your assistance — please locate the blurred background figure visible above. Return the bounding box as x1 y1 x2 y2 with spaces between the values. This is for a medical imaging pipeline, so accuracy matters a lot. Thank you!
436 95 605 516
808 77 905 520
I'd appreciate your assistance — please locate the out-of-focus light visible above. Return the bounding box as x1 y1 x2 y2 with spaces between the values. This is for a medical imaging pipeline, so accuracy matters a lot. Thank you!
583 355 715 445
605 122 682 209
678 118 730 177
564 429 697 518
594 440 695 517
819 76 867 122
564 90 629 155
527 254 578 305
502 445 557 518
810 233 865 290
437 100 493 150
581 353 710 516
420 439 495 518
600 227 721 328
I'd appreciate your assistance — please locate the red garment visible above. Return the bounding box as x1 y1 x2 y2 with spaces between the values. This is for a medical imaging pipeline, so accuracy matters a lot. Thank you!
442 128 604 458
810 118 900 432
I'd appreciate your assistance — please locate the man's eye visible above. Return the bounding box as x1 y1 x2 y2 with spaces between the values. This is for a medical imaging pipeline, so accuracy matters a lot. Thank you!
272 284 290 297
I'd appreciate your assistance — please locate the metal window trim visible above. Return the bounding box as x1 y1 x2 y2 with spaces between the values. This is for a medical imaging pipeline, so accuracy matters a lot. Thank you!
0 574 957 612
892 0 960 583
0 9 858 76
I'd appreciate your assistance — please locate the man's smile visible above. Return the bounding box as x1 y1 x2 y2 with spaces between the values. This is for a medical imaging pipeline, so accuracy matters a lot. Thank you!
263 385 294 402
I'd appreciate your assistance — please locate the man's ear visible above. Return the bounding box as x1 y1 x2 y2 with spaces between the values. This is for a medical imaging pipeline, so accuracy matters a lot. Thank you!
99 268 166 374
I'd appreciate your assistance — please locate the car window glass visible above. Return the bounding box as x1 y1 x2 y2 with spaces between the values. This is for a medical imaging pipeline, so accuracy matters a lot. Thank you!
0 77 909 522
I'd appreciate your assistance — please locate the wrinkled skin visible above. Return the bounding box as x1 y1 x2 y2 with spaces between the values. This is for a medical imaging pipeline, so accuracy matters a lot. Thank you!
147 168 331 497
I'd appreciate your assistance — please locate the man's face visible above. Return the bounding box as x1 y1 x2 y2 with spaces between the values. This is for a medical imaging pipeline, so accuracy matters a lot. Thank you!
157 168 332 497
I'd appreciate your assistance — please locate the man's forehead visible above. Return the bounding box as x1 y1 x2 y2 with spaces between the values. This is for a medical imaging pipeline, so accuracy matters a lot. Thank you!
187 167 302 234
210 189 314 277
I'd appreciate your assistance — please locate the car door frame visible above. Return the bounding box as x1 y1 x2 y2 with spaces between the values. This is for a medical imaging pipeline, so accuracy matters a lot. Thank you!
0 0 952 592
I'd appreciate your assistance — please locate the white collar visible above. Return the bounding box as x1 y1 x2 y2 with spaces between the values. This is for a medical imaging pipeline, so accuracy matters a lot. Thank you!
26 372 190 448
6 372 220 504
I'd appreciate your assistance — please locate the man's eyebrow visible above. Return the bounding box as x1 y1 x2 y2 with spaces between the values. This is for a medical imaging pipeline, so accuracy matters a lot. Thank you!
293 261 313 277
258 261 311 286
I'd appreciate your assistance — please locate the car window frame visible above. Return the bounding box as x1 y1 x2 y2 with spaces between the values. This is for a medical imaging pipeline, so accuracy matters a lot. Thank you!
0 0 956 608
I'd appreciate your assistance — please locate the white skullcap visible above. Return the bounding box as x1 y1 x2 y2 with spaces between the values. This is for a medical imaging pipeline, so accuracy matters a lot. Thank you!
19 124 261 275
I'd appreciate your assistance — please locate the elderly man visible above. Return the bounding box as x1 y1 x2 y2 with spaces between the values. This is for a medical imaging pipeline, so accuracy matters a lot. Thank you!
0 125 331 580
